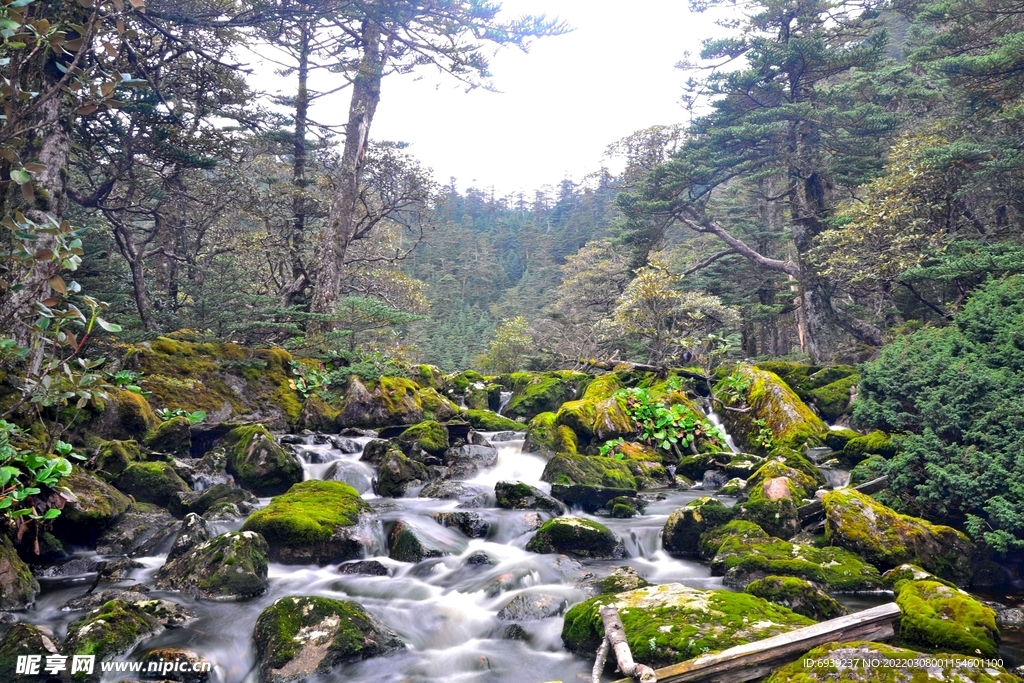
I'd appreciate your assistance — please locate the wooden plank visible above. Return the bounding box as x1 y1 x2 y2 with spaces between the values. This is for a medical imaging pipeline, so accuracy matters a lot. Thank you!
611 602 901 683
798 476 889 522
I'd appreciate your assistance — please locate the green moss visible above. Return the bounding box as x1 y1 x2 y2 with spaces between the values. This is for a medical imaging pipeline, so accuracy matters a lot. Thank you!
398 420 449 454
56 469 132 538
765 641 1020 683
502 371 591 421
157 530 269 599
582 373 623 401
822 489 974 584
109 389 160 440
464 409 521 431
63 599 165 670
663 497 735 555
300 394 340 431
525 516 621 558
242 481 368 547
114 461 189 507
843 430 897 460
745 575 846 620
447 369 486 394
253 596 401 674
376 376 422 416
414 365 444 390
894 579 999 657
92 439 143 480
824 428 861 451
562 583 814 669
707 520 884 591
809 374 858 422
220 424 303 496
143 416 192 457
849 455 888 486
0 534 38 609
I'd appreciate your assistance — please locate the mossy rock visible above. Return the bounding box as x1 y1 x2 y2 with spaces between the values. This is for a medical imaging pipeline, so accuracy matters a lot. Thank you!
676 451 762 481
707 520 884 591
253 596 403 683
398 420 449 455
501 371 591 422
376 445 430 497
114 461 189 508
562 583 814 669
597 566 652 594
388 520 461 562
91 439 144 480
555 396 635 448
494 480 566 514
824 428 861 451
526 517 623 559
719 478 746 496
842 430 897 460
737 456 823 539
698 519 770 560
765 641 1020 683
894 579 999 657
63 599 179 671
849 455 888 487
463 381 492 410
143 416 192 457
97 389 161 441
762 447 828 486
155 530 268 600
241 481 370 564
0 533 39 609
169 483 258 517
464 409 521 431
0 623 56 682
881 563 956 590
54 469 132 542
808 373 859 422
715 365 827 453
823 489 974 585
582 373 624 401
413 364 445 391
745 575 847 621
446 369 486 394
523 411 558 455
541 452 638 512
219 424 303 496
662 497 735 556
299 394 340 432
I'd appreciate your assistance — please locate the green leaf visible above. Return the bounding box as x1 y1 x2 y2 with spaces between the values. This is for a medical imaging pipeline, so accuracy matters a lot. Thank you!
96 318 122 332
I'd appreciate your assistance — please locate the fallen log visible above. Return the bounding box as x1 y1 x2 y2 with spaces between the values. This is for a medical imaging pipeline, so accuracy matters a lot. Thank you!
600 605 657 682
611 602 900 683
798 475 890 524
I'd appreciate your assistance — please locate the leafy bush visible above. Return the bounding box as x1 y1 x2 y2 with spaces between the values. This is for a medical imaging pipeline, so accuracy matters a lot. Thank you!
617 387 724 459
855 276 1024 551
155 408 206 424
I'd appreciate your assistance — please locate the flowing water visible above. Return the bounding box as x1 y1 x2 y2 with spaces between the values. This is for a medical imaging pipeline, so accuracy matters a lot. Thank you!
705 408 740 453
21 434 720 683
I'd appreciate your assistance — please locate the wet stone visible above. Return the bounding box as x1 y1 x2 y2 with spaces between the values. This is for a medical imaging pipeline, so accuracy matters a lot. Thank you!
432 511 490 538
330 436 362 453
503 624 529 641
465 551 493 566
419 481 491 507
497 593 568 621
63 587 153 612
490 431 520 442
96 505 180 557
338 560 391 576
167 513 213 562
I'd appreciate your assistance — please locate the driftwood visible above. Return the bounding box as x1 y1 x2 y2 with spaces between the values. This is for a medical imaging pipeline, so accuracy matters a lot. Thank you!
600 605 657 682
797 476 890 524
592 636 611 683
612 602 901 683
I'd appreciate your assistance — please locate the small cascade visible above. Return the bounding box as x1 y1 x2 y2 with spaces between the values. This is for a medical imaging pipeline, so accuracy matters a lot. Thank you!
704 406 740 453
496 390 513 415
806 446 851 489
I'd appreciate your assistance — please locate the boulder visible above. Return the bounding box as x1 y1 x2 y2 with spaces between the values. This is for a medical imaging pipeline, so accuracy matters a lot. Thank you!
53 469 132 543
744 575 847 620
398 420 449 455
464 410 521 431
0 533 39 609
523 411 563 456
525 517 623 559
219 424 303 496
494 481 566 514
561 583 814 669
588 566 651 595
0 623 58 682
143 416 192 457
377 445 430 497
63 599 189 666
155 530 269 600
138 648 209 683
90 439 144 480
166 513 213 562
444 443 498 479
662 497 735 556
501 371 591 422
330 436 362 453
358 438 392 465
338 560 391 576
497 593 567 621
114 462 190 508
253 596 403 683
677 451 765 481
735 455 825 539
418 481 491 507
431 511 490 538
336 376 457 428
823 488 975 585
388 520 460 563
241 481 371 564
842 430 897 461
554 395 635 448
541 452 637 512
714 365 827 453
705 520 884 591
764 642 1019 683
96 388 161 441
169 484 258 518
895 579 999 657
299 394 340 432
96 504 179 556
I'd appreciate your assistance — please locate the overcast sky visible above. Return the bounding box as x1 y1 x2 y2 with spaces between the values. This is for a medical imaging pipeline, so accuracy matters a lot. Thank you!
254 0 716 196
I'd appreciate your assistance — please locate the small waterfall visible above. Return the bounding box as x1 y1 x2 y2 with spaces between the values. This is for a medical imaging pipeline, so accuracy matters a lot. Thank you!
704 408 740 453
807 446 851 488
496 390 513 415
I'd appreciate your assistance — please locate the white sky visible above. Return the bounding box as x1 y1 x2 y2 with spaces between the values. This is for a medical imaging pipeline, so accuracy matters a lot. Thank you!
252 0 717 196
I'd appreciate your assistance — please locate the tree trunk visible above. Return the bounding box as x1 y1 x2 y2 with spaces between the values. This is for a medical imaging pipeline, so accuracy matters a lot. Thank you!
308 19 383 331
281 20 311 308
